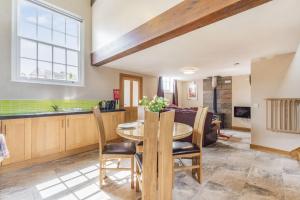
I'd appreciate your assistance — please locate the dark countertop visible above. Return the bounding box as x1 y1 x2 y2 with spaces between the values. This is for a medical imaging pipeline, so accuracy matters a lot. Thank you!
0 109 126 120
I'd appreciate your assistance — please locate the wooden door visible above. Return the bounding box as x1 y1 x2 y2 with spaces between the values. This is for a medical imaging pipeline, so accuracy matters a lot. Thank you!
1 119 30 165
66 114 97 151
31 116 65 158
120 73 143 122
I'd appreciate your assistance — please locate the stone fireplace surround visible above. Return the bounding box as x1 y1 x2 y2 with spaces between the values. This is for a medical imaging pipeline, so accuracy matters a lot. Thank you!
203 76 232 128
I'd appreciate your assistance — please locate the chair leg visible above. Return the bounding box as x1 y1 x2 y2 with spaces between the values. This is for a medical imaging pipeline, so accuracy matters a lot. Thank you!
103 160 106 179
131 157 134 189
192 158 197 179
135 160 140 192
196 157 203 184
99 158 103 188
172 160 175 188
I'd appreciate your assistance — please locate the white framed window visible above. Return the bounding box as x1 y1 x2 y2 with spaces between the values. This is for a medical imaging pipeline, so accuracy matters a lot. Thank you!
11 0 84 86
163 77 174 93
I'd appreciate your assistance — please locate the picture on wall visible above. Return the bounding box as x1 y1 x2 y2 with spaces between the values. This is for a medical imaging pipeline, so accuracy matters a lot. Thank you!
188 81 197 100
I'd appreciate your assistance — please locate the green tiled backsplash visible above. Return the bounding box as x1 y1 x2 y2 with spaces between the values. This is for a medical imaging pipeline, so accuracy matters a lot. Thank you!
0 100 99 114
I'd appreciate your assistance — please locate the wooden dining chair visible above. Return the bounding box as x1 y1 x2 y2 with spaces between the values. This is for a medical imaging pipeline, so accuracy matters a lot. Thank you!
93 107 136 189
172 107 208 183
135 110 175 200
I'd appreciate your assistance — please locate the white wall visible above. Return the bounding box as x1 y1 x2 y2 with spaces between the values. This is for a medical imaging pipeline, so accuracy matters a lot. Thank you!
0 0 157 100
251 50 300 151
232 75 251 129
92 0 182 51
181 80 203 108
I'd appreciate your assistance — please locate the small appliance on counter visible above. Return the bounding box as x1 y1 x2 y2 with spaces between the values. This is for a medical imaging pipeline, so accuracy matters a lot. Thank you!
99 100 120 111
99 100 114 111
98 89 121 112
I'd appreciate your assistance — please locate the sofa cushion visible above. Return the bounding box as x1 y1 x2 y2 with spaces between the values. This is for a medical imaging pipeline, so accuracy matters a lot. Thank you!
168 107 218 146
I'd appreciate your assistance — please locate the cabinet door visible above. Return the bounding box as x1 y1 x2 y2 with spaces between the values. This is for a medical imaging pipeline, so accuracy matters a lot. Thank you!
66 114 97 151
102 112 125 141
1 119 28 165
31 116 65 158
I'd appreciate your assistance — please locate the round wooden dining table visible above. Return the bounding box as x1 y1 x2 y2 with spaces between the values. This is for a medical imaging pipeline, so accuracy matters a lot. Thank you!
116 121 193 141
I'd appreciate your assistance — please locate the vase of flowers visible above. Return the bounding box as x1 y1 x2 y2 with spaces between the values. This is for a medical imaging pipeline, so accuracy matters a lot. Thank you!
139 96 169 112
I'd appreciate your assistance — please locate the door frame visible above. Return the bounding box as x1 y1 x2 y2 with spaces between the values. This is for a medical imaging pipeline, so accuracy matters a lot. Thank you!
119 73 143 108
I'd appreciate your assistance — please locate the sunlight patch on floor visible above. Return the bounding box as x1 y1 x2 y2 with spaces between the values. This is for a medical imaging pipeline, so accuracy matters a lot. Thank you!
34 162 129 199
39 183 67 199
35 164 100 199
64 175 88 188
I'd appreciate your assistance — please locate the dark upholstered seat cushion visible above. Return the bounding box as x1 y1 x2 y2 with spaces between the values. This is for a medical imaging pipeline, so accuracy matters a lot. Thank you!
103 142 136 155
135 153 143 169
172 141 200 155
136 141 143 146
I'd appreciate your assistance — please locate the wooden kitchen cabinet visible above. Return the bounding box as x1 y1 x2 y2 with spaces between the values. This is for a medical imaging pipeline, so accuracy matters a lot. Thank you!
66 114 98 151
31 116 66 158
1 119 31 165
0 112 118 170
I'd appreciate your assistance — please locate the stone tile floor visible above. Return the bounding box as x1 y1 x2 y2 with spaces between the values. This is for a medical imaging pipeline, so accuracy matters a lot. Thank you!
0 130 299 200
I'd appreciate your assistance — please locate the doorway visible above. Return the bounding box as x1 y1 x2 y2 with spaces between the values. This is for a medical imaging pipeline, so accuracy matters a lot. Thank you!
119 73 143 122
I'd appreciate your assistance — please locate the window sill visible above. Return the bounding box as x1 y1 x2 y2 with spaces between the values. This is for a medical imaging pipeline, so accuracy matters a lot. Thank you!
11 77 85 87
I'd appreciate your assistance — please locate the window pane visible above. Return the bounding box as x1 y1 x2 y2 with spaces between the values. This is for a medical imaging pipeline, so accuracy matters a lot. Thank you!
18 0 82 84
38 61 52 79
133 81 139 107
53 47 66 64
53 31 65 46
38 9 52 28
67 50 78 66
124 80 130 107
163 77 170 91
20 39 37 59
20 21 37 39
38 26 51 43
66 19 79 36
38 43 52 62
66 35 78 50
67 66 78 81
53 64 66 80
20 1 37 24
20 58 37 78
53 14 65 32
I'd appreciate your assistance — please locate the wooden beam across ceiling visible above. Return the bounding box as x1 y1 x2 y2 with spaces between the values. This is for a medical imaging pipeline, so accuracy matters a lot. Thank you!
91 0 271 66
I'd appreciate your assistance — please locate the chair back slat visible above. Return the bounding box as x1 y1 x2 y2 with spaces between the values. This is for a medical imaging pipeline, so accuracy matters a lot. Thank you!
158 110 175 200
192 107 208 149
142 111 159 200
93 107 106 153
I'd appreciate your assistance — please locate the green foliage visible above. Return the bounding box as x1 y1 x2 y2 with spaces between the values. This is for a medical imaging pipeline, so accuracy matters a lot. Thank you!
139 96 169 112
51 104 59 112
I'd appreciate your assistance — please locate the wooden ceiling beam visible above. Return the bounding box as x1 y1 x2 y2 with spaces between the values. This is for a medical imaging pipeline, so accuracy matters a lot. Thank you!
91 0 271 66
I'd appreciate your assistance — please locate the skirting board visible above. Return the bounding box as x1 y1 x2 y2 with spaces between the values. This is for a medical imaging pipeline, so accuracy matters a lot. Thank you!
0 144 98 174
250 144 291 158
231 126 251 132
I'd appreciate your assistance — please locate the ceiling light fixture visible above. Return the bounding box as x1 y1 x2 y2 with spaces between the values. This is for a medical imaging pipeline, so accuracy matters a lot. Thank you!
181 67 199 75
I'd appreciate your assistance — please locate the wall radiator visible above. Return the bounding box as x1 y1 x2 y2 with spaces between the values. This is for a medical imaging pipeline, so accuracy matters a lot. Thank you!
266 98 300 134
